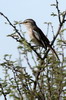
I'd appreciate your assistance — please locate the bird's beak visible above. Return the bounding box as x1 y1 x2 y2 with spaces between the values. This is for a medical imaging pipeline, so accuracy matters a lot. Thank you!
19 21 25 24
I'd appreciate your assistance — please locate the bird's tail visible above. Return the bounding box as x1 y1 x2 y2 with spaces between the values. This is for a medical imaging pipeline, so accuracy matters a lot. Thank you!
48 45 60 61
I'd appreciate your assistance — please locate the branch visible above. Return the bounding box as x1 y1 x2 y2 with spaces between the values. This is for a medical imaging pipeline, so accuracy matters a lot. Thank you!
56 0 61 24
33 61 44 90
0 83 7 100
12 66 23 98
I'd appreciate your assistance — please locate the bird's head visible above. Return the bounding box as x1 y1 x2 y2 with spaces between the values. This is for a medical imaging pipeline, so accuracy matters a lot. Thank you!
20 19 36 29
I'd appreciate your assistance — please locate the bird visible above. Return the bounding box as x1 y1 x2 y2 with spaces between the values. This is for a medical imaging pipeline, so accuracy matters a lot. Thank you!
20 19 59 60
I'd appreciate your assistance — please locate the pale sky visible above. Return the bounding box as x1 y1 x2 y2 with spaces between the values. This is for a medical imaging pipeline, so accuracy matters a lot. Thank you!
0 0 66 99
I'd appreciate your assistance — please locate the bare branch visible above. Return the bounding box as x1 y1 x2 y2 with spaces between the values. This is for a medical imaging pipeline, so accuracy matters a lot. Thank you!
33 61 44 90
56 0 61 24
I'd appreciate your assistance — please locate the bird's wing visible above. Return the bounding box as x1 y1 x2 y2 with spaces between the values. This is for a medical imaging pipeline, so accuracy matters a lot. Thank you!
32 27 50 49
33 29 46 47
33 30 41 41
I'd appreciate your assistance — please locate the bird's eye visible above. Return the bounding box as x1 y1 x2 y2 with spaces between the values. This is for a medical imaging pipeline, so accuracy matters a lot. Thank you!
24 21 27 23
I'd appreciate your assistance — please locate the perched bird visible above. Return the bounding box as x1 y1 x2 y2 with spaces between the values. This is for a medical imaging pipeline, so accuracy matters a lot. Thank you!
20 19 59 60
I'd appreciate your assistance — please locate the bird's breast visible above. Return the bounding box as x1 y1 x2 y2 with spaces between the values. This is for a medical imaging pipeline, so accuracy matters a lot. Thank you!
28 29 34 39
27 29 39 44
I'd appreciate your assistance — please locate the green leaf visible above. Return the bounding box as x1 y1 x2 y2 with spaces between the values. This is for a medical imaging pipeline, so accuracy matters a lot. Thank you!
51 4 56 7
51 12 57 16
61 28 66 32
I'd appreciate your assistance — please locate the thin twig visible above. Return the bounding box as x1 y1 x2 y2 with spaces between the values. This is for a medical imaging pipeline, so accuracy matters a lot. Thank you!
56 0 61 24
50 24 55 38
0 83 7 100
12 66 23 98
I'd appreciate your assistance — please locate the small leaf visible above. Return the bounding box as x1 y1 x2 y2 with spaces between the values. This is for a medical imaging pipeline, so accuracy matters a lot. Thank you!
51 4 56 7
61 28 66 32
51 12 57 16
